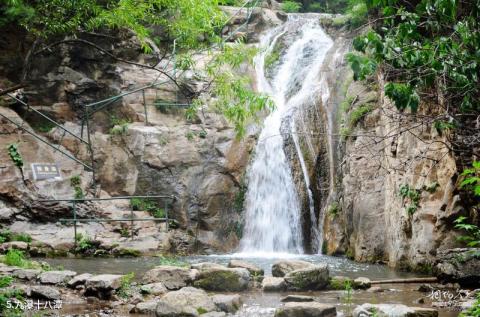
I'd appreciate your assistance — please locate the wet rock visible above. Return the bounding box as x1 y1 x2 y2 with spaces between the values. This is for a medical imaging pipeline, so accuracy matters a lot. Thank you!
228 260 264 276
274 302 336 317
353 277 371 289
140 282 168 295
194 268 250 292
85 274 124 299
281 295 314 302
262 277 286 292
67 273 93 288
435 248 480 287
155 287 217 317
367 286 384 293
38 270 77 285
191 262 227 271
0 241 29 252
13 269 41 281
284 264 330 291
0 263 19 273
211 294 242 313
143 266 194 290
132 300 158 314
30 285 61 300
353 304 438 317
272 260 315 277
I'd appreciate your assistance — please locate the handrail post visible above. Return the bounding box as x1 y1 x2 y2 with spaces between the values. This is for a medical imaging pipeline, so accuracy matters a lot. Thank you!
73 201 77 254
165 199 169 232
84 105 96 190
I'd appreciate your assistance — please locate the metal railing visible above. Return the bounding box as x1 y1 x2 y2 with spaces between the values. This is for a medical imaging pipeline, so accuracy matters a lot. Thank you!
39 195 175 251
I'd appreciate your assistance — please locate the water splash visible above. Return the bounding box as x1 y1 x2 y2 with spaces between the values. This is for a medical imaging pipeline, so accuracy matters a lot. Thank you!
239 16 333 254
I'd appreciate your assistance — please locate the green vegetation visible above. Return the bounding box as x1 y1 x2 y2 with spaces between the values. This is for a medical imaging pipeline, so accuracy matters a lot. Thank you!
347 0 480 114
74 233 95 253
461 161 480 197
281 1 301 13
0 0 225 50
157 255 189 267
264 50 281 70
0 230 32 244
349 104 373 127
109 115 131 136
117 272 135 299
70 175 84 199
0 249 35 268
328 202 340 217
130 198 165 218
399 184 421 215
460 294 480 317
197 307 208 314
342 279 354 315
7 144 23 168
454 217 480 249
0 275 23 317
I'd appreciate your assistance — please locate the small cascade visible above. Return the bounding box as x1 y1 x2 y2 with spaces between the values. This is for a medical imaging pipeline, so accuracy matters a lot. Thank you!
239 15 333 255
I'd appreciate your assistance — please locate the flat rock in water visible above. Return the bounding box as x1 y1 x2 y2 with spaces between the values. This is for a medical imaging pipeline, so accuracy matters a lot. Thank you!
274 302 336 317
228 260 264 276
281 295 315 302
272 260 315 277
13 269 41 281
155 287 217 317
262 277 286 292
353 304 438 317
68 273 93 288
353 277 371 289
284 264 330 291
194 268 250 292
211 294 242 313
38 270 77 285
30 285 61 300
143 266 193 290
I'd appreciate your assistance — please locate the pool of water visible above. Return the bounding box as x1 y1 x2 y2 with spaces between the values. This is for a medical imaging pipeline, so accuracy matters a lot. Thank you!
41 253 424 280
38 254 461 317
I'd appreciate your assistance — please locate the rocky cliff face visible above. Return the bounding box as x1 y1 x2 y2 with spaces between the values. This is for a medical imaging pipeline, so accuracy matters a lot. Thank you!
0 5 284 255
286 19 464 269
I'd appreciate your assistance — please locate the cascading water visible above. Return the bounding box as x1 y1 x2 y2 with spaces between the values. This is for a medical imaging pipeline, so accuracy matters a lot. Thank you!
239 15 333 255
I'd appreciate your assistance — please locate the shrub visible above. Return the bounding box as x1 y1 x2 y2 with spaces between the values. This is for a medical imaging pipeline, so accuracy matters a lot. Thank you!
460 294 480 317
454 216 480 248
7 144 23 168
117 272 135 298
130 198 165 218
281 1 301 13
399 184 421 215
10 233 31 243
349 104 373 126
3 249 28 267
74 233 95 253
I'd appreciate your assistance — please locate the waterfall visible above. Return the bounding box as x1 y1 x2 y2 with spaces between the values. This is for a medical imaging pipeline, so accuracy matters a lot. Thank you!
239 15 333 255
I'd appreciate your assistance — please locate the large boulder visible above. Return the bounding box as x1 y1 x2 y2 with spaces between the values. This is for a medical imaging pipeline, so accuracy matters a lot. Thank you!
38 270 77 285
85 274 124 299
132 300 158 314
67 273 93 288
194 268 250 292
143 266 194 290
434 248 480 287
274 302 336 317
262 277 286 292
228 260 264 276
284 264 330 291
30 285 61 300
353 277 371 289
211 294 242 313
272 260 315 277
155 287 217 317
353 304 438 317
